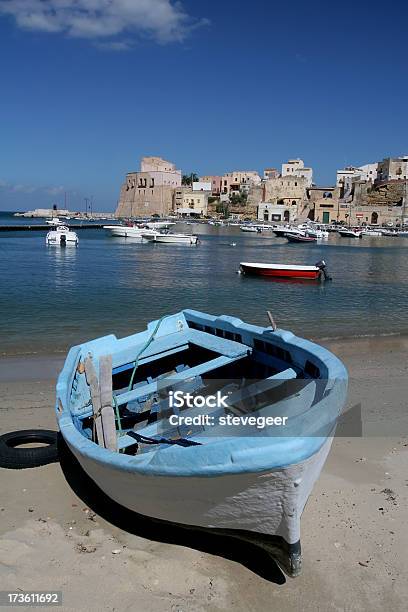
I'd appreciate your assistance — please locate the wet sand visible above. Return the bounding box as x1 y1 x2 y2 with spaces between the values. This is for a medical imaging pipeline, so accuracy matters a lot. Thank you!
0 336 407 611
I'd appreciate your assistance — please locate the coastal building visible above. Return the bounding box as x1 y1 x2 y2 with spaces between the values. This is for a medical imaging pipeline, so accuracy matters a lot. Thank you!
281 159 313 187
220 171 262 200
357 163 378 183
257 201 298 223
200 175 223 196
192 181 212 192
174 186 209 217
337 163 378 198
306 186 345 224
263 168 280 180
115 156 181 218
376 156 408 183
262 175 308 208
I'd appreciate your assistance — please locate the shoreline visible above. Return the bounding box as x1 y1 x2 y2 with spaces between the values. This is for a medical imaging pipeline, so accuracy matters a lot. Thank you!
2 329 408 369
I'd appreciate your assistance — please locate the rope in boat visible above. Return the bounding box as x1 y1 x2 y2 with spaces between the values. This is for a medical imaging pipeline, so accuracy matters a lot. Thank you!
111 315 169 444
112 394 123 437
127 315 168 392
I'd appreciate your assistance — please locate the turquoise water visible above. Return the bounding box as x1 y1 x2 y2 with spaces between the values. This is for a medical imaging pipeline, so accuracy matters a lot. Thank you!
1 212 408 355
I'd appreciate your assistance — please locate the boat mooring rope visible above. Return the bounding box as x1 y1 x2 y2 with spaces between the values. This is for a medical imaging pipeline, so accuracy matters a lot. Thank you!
127 315 168 392
111 315 169 450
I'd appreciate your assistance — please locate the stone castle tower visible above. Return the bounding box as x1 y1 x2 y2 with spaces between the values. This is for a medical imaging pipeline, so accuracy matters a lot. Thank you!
115 156 182 217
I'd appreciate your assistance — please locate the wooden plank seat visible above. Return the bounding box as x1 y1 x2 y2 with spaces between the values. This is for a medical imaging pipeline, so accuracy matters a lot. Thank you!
111 328 250 374
115 353 247 408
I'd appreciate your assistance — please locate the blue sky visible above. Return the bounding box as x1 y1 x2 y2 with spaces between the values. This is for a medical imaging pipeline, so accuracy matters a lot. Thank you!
0 0 407 212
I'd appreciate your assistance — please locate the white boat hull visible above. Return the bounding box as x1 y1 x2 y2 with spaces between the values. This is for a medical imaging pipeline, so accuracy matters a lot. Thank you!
144 233 198 244
338 230 362 238
240 226 259 233
104 226 148 240
66 435 332 574
46 227 78 245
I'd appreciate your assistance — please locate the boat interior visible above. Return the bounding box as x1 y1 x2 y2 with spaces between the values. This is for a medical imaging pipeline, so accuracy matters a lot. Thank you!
67 311 334 454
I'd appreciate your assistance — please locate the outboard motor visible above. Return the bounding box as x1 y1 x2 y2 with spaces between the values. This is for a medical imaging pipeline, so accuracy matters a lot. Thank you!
315 260 332 281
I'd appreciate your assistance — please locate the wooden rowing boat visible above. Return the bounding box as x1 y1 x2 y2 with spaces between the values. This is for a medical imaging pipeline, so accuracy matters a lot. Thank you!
56 310 347 577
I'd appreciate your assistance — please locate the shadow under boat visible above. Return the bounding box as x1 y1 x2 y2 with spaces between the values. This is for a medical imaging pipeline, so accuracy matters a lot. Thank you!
58 435 286 585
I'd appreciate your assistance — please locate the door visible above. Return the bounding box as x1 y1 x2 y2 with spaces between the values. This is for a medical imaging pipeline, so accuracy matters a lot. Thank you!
322 211 330 223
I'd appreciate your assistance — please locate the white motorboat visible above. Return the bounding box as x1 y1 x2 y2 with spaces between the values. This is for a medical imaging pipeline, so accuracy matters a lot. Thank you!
380 229 399 237
104 225 156 240
143 232 199 245
145 221 176 230
46 225 78 246
303 227 329 239
338 228 362 238
240 225 260 233
45 217 64 226
361 228 383 237
275 226 313 238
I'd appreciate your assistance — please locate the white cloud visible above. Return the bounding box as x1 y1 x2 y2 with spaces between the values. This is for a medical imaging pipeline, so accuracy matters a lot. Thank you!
0 0 207 46
0 180 65 195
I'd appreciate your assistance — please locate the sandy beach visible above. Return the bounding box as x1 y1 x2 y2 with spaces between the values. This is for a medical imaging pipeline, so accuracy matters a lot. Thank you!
0 336 407 611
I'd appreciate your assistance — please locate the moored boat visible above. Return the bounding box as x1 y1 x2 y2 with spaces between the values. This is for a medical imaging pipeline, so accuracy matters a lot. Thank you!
56 309 347 577
380 228 399 237
239 261 330 280
337 228 362 238
143 232 199 245
306 227 329 239
46 225 78 246
240 225 261 233
361 228 383 237
103 225 156 240
45 217 64 226
145 221 176 230
273 225 293 237
286 233 317 243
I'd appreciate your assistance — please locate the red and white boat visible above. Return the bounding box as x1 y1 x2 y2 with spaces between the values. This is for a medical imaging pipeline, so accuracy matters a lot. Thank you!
239 261 329 280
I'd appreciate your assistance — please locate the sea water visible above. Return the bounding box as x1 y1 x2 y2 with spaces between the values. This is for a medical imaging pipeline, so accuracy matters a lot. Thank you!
1 212 408 355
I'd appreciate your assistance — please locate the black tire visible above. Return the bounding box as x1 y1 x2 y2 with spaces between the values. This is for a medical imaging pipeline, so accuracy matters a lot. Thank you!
0 429 59 469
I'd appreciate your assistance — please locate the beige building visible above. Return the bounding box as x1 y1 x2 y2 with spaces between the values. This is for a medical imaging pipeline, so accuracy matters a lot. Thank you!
306 187 345 224
174 186 209 217
220 171 261 200
200 175 223 196
256 176 308 222
281 159 313 187
262 175 308 207
376 156 408 183
115 156 181 217
263 168 280 180
258 201 298 223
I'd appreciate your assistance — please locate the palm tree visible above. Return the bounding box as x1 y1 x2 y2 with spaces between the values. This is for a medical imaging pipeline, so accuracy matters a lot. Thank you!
182 173 199 186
